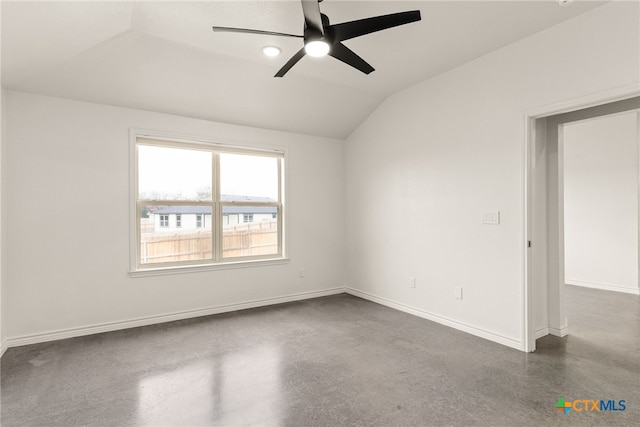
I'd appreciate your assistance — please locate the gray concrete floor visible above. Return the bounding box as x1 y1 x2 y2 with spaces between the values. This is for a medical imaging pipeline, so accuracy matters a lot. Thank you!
1 285 638 426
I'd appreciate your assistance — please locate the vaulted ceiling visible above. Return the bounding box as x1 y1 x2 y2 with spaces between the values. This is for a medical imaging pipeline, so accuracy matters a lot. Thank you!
1 1 607 139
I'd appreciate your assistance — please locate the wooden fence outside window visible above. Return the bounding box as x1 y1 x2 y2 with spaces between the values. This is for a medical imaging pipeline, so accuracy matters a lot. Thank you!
140 220 278 263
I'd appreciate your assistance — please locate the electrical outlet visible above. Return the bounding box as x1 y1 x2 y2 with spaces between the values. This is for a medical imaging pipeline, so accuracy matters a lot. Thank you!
455 287 463 300
482 211 500 225
299 268 305 278
409 276 416 288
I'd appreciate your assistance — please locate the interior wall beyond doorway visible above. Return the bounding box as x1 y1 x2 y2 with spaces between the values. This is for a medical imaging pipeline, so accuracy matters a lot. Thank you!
563 111 639 294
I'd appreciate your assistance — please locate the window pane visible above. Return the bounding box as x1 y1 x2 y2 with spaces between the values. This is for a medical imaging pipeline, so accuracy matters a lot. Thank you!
220 153 279 201
139 145 212 201
222 206 278 258
139 205 212 264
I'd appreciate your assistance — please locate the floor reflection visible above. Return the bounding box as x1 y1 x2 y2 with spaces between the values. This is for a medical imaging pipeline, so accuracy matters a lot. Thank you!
136 344 282 425
218 344 283 425
137 359 217 425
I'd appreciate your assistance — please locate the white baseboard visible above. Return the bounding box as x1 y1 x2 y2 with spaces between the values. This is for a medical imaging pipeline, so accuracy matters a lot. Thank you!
566 279 640 295
0 340 7 358
4 287 346 349
4 286 530 353
535 326 569 338
345 287 523 351
535 327 550 339
549 325 569 337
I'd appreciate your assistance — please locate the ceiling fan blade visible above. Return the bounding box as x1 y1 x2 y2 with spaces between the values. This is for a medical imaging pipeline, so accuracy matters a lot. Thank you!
212 26 302 38
329 10 421 42
300 0 324 35
329 43 374 75
275 48 307 77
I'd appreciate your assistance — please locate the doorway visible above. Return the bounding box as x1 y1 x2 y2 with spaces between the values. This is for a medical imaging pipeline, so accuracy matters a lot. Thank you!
524 92 640 352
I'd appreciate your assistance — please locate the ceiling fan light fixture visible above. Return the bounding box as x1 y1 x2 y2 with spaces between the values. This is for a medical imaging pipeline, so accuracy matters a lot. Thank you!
262 46 281 57
304 40 330 57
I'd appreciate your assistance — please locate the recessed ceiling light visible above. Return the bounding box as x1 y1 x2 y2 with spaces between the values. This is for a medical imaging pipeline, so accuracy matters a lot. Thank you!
558 0 574 6
304 40 330 57
262 46 281 57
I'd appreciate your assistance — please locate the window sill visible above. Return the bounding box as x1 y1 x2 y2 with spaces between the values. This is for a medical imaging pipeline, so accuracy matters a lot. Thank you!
129 257 290 278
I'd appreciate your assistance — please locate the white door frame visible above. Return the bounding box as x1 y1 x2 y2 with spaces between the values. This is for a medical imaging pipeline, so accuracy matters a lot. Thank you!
522 83 640 352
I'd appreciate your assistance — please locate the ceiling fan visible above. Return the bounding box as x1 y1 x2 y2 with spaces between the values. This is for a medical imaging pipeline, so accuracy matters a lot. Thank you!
212 0 421 77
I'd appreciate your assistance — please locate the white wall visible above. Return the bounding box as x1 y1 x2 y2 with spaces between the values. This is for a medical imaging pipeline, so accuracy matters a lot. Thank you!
564 111 639 293
344 1 640 349
3 91 345 342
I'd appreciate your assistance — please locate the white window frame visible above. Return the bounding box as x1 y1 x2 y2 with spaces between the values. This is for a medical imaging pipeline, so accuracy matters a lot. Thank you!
159 214 169 228
175 214 182 228
243 213 253 223
129 129 288 276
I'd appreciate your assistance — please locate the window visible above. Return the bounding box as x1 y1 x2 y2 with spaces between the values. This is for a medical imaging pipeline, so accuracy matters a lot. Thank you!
133 135 284 271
